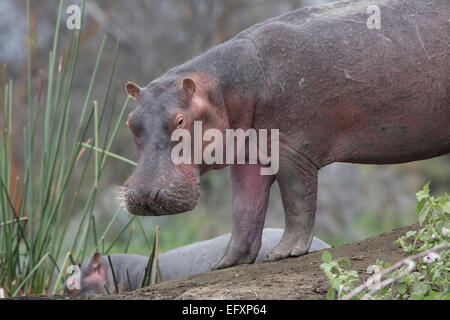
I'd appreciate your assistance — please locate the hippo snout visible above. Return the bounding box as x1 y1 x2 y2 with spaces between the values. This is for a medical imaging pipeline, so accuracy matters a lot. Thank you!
124 187 164 216
127 188 159 204
124 163 201 216
124 182 200 217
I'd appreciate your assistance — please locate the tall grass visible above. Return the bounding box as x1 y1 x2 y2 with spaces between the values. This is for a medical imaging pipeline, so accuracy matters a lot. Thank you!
0 0 157 297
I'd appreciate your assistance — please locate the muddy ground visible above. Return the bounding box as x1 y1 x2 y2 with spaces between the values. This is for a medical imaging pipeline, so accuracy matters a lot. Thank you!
114 224 415 300
17 224 416 300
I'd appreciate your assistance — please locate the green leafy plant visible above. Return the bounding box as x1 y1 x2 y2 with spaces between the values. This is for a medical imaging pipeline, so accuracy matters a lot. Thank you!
320 182 449 300
320 250 359 300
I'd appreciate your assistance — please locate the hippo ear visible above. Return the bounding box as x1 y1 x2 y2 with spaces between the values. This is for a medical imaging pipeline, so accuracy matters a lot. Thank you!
126 82 142 100
90 251 103 269
88 252 108 279
84 252 109 293
180 78 196 103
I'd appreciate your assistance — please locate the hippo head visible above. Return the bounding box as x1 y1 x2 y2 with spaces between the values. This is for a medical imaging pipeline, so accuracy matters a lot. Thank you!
64 252 125 296
123 76 227 216
64 252 108 296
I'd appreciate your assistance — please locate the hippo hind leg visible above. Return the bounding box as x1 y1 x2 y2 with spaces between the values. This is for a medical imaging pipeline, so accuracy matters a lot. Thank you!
265 152 318 261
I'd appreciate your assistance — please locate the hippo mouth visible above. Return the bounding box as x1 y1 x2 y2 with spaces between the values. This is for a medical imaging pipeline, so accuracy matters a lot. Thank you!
124 165 201 216
125 201 169 217
125 192 199 216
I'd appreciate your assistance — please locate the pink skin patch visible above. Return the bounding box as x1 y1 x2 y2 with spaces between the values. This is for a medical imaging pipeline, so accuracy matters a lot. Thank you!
85 256 109 293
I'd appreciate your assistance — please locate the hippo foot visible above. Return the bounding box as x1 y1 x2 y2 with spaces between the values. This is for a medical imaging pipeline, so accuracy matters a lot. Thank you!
211 248 258 270
264 237 309 262
211 237 261 270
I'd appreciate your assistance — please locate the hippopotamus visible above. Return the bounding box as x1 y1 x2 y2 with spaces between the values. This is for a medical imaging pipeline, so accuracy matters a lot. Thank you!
64 229 330 295
123 0 450 270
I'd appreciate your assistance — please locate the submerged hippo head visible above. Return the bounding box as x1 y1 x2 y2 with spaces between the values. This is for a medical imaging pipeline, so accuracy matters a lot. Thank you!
123 75 228 216
64 252 127 296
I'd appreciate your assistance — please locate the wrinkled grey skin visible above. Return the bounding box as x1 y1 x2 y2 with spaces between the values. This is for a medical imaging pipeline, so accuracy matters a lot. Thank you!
65 229 330 295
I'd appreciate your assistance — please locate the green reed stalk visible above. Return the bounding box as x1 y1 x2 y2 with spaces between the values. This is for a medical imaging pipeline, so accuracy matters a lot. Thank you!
0 0 150 297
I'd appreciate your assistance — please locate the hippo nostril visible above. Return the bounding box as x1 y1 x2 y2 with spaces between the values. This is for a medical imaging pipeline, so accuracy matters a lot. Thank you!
127 189 137 203
149 189 160 203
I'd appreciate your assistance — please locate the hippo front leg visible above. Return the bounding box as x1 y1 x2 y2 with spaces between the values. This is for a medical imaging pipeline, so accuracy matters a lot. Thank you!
211 164 275 270
265 152 318 261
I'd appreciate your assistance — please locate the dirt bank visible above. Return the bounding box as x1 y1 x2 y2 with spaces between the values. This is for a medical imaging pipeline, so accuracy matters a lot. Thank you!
10 224 417 300
111 224 417 300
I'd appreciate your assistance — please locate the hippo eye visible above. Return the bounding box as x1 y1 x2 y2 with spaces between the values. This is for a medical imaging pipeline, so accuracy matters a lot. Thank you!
176 116 184 128
126 116 142 137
